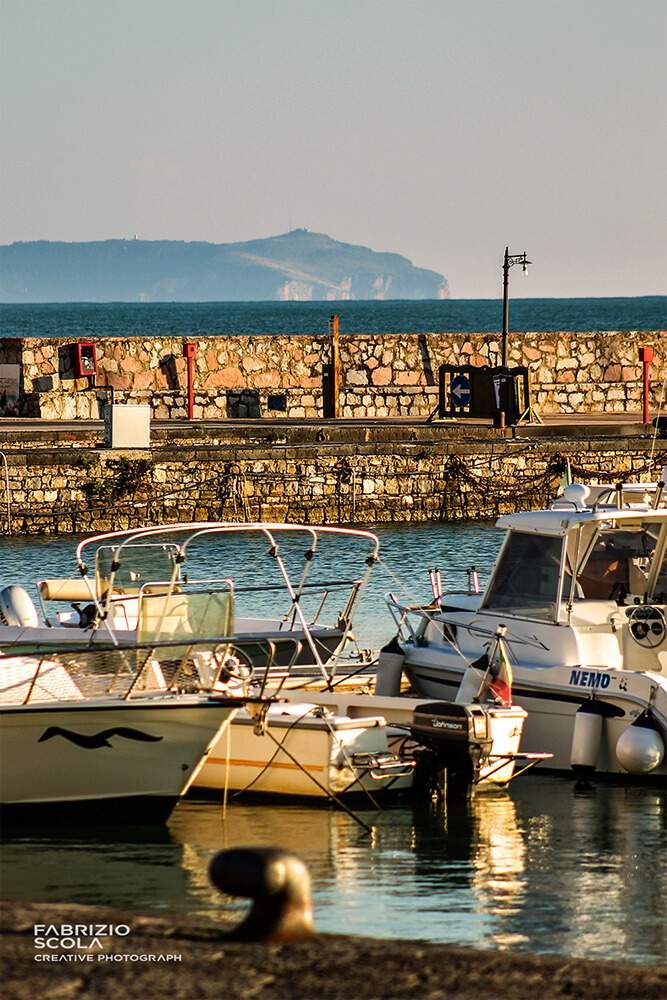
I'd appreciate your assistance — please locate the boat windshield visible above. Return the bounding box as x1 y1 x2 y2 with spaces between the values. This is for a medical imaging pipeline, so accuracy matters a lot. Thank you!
95 544 181 593
575 520 665 601
480 531 564 620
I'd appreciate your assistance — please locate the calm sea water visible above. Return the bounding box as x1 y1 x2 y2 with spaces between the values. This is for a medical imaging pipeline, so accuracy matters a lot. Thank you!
1 296 666 340
1 523 665 966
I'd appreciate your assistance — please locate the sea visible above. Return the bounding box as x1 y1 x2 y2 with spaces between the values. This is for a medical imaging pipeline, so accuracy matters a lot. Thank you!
0 295 666 340
0 522 665 966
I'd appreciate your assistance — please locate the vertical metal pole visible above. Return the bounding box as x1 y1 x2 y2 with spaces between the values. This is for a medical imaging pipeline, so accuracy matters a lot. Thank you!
184 343 196 420
329 315 340 419
502 247 510 367
1 452 11 534
639 346 653 425
187 356 194 420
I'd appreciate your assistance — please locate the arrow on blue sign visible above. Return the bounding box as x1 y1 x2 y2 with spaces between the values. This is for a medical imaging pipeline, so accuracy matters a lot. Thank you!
450 374 472 408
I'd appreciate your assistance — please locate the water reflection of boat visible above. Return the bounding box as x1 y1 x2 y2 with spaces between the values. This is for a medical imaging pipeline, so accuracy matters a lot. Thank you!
505 778 667 963
470 793 528 949
1 786 664 964
168 799 379 917
0 822 188 911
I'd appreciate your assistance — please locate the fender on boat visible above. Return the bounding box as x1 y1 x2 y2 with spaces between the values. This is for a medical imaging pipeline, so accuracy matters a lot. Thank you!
615 711 665 775
0 586 39 628
570 700 604 776
374 636 404 696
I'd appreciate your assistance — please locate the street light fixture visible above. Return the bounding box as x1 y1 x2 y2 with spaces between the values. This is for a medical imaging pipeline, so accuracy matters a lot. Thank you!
502 247 531 366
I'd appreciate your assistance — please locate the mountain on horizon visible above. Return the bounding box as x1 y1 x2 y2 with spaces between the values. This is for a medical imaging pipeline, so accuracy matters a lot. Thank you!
0 230 449 303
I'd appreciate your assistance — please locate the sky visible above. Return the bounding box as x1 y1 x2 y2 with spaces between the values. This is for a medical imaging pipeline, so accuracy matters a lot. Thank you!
1 0 665 299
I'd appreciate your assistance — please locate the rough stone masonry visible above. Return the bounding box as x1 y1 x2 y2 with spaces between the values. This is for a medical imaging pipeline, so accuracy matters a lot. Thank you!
2 330 664 420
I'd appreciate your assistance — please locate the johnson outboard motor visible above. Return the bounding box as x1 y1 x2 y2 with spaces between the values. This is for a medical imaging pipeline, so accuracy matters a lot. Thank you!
410 702 493 796
0 586 39 628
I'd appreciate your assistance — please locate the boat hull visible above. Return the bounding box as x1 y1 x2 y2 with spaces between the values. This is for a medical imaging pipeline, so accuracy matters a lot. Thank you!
0 622 345 669
0 697 240 822
194 706 414 798
402 655 667 779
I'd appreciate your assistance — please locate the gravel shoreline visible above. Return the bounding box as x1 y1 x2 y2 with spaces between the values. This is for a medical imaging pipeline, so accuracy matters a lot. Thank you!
1 900 664 1000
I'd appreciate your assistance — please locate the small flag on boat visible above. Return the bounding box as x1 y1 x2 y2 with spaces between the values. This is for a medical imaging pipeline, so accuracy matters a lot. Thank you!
488 639 513 706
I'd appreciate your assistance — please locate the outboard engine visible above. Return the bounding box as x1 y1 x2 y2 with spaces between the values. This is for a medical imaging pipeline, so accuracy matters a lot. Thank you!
0 586 39 628
410 702 493 794
616 711 665 775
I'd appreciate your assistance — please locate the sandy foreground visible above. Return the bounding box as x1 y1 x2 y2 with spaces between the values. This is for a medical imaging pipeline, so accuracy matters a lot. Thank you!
1 900 664 1000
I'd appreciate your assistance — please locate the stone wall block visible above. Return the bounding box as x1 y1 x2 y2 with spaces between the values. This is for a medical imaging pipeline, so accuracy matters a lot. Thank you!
10 331 666 423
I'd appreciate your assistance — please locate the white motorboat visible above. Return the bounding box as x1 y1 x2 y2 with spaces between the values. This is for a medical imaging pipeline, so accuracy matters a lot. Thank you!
385 475 667 782
0 522 407 809
0 640 261 823
0 522 380 682
195 701 416 799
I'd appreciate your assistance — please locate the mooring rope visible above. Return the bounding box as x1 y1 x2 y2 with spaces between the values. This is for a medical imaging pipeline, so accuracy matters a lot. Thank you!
228 706 375 835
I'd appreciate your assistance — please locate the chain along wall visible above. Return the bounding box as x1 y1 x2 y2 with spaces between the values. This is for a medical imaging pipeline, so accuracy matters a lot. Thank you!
1 438 664 535
2 330 665 420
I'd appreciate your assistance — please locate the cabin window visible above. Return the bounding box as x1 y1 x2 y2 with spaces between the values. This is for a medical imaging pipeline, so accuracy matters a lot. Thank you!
95 543 180 592
481 531 563 620
576 521 662 601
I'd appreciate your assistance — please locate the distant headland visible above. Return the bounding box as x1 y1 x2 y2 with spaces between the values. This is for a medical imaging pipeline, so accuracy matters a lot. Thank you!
0 230 449 303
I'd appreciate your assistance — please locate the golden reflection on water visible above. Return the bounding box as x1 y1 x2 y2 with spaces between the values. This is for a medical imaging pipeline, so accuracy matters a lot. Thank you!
469 792 529 949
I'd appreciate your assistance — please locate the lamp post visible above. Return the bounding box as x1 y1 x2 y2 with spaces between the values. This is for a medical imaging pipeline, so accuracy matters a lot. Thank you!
502 247 531 367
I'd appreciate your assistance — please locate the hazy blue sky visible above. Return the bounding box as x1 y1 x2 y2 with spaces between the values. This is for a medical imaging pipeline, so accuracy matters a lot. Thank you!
1 0 665 298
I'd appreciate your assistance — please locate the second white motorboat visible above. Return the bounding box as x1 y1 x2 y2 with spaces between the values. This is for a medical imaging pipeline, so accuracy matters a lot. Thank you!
385 476 667 782
195 701 416 799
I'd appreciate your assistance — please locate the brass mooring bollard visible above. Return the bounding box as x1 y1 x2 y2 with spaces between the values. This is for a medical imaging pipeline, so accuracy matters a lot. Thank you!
209 847 317 942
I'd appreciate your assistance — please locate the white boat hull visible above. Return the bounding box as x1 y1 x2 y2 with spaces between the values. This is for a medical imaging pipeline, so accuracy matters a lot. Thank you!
402 655 667 779
0 696 240 822
195 704 414 798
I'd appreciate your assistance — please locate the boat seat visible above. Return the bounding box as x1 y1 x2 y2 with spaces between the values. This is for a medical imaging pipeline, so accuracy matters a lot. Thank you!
38 578 141 602
578 557 629 600
38 578 104 602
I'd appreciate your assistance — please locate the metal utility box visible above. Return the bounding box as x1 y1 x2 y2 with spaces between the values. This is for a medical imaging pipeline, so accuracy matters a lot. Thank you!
438 364 531 425
184 342 197 359
104 404 151 449
73 343 97 378
492 370 521 425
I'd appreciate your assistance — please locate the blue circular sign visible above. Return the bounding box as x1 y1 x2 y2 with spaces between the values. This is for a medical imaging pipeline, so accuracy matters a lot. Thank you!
450 374 472 408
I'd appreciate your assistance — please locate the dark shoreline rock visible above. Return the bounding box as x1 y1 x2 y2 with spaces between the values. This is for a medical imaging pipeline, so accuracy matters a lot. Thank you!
1 900 664 1000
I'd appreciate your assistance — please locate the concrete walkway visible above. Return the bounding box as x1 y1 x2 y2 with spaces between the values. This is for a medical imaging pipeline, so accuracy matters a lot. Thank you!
2 900 665 1000
0 412 663 449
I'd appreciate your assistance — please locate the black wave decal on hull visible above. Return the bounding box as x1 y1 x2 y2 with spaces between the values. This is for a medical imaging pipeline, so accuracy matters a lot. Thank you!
38 727 164 749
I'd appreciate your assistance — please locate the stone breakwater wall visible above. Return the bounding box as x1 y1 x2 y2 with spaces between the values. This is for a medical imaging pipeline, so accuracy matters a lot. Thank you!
2 330 664 421
1 436 662 535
